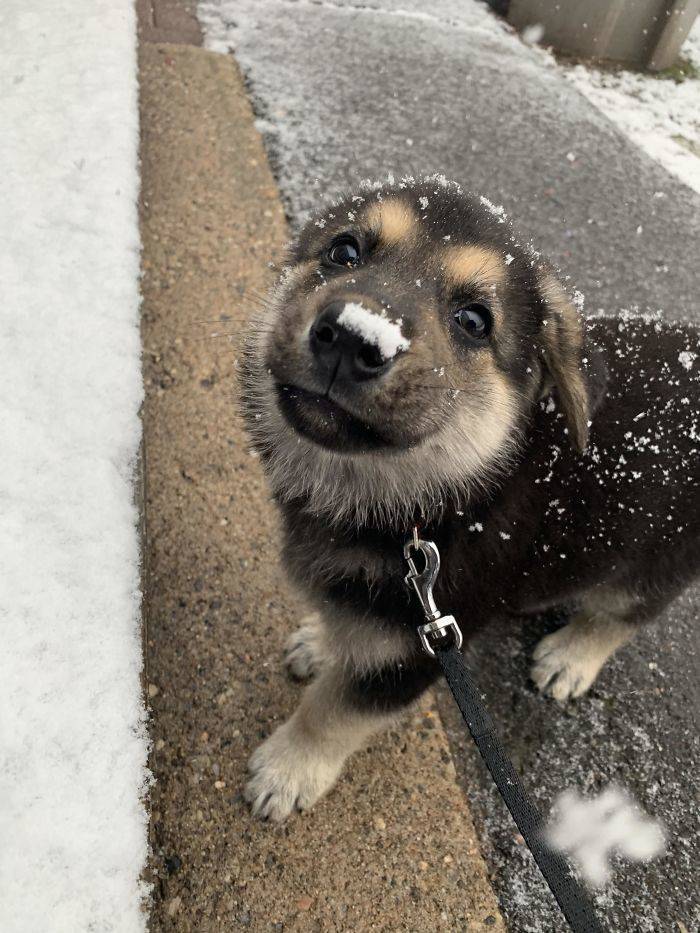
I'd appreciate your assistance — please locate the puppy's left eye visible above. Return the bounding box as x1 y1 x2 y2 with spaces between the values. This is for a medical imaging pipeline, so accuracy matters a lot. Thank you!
328 236 361 267
454 304 492 340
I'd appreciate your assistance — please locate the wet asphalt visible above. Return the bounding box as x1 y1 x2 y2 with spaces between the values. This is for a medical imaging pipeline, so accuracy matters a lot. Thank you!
198 1 700 929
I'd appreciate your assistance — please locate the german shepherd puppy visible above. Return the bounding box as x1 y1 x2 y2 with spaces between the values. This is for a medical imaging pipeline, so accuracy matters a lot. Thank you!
241 177 699 821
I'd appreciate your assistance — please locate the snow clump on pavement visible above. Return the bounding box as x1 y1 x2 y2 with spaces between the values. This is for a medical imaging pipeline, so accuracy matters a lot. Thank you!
544 785 666 887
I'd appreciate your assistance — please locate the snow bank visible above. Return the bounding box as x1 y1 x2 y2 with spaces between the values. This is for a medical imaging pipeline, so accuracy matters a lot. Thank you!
0 3 148 931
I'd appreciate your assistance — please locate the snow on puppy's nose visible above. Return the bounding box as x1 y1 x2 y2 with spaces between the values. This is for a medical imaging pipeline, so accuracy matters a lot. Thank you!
336 302 410 361
309 300 409 383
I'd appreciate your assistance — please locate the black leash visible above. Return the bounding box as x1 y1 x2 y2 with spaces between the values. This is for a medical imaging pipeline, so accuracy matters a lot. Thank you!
404 534 606 933
435 644 605 933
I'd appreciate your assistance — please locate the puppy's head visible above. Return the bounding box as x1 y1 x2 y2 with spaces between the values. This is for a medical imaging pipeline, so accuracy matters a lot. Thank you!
243 177 590 526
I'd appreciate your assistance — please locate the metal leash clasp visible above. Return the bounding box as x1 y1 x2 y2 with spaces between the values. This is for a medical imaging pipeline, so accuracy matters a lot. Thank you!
404 530 463 657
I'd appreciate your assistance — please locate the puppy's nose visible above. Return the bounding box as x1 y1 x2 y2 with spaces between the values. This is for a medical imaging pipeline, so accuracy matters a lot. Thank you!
309 301 396 382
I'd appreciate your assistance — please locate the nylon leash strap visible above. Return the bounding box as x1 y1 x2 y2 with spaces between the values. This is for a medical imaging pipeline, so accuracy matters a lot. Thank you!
404 535 606 933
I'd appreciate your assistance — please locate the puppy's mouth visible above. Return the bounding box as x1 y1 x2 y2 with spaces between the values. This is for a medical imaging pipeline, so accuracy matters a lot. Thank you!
275 383 393 453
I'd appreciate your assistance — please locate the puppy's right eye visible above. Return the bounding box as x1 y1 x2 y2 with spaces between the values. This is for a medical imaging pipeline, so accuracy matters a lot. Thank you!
454 303 492 341
328 236 361 267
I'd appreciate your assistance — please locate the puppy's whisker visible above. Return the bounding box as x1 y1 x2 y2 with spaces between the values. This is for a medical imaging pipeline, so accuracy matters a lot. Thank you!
409 384 471 393
193 331 234 340
192 303 272 321
406 367 534 407
193 318 233 325
190 319 275 330
205 314 255 325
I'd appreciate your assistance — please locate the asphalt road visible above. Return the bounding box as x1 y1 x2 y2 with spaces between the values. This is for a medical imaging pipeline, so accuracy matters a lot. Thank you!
198 1 700 929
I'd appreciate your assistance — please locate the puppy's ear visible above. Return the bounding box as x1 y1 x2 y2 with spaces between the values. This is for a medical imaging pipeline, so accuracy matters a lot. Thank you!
537 271 590 452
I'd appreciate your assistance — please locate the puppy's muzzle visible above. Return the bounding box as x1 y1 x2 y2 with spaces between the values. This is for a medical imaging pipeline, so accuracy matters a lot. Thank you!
310 301 394 384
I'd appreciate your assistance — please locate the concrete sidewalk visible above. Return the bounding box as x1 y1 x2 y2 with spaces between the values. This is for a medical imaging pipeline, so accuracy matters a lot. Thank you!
139 40 505 931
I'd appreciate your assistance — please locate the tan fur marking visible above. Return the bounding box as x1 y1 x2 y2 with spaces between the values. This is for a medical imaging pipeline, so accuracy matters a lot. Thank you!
244 661 398 820
453 361 518 462
277 259 316 292
580 586 636 618
444 245 506 289
540 273 584 352
364 200 417 245
317 606 415 674
539 272 589 451
531 610 636 701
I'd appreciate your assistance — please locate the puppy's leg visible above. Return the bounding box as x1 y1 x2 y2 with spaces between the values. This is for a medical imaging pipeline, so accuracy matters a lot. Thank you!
244 662 398 821
246 611 438 821
283 612 327 680
531 614 634 701
531 589 639 700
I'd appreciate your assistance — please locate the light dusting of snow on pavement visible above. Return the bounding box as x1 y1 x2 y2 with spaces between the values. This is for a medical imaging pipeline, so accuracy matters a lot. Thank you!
0 3 148 931
337 302 410 358
556 18 700 196
200 0 700 208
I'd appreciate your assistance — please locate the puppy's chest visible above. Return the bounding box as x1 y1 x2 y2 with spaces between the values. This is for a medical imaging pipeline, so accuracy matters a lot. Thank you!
279 500 384 570
283 510 511 620
295 526 404 590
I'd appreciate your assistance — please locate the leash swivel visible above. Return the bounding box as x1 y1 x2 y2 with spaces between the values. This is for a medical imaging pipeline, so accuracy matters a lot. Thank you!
404 534 463 657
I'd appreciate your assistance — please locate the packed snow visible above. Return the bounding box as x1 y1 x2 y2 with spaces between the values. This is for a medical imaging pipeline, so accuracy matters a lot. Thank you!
0 2 148 931
544 785 666 887
337 302 410 358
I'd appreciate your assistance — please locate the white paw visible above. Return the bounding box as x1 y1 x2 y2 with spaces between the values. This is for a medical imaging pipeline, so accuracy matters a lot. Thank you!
244 721 343 821
283 622 323 680
531 625 603 701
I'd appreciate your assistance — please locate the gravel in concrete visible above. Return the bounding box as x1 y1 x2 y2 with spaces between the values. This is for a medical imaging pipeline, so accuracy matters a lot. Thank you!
139 42 505 931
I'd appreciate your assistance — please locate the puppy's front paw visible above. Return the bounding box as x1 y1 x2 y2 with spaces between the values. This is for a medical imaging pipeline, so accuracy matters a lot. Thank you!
531 625 602 701
283 621 324 680
244 722 343 821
